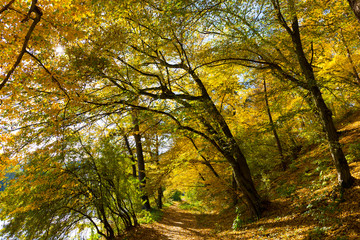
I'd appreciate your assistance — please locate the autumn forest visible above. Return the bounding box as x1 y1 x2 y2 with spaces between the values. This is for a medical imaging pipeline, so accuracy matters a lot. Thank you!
1 0 360 239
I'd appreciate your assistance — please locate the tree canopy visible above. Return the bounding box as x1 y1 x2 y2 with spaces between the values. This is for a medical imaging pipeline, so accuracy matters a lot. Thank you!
1 0 360 239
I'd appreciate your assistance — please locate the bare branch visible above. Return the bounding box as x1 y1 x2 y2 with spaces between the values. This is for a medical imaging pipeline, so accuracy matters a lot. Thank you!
267 62 309 90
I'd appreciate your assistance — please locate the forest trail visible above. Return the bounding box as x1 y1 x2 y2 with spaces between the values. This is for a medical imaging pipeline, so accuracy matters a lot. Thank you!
148 204 216 240
124 203 221 240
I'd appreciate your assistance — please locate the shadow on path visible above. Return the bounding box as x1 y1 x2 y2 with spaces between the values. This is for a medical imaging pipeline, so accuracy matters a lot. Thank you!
123 204 218 240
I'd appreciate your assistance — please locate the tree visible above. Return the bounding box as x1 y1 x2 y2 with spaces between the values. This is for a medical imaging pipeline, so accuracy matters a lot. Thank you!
206 0 355 187
60 0 264 217
263 78 286 170
2 1 359 230
0 0 42 91
0 133 140 239
132 110 151 211
270 0 354 187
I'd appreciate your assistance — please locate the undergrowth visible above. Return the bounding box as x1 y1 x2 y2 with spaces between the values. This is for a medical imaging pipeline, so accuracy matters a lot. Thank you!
138 208 164 224
178 201 206 212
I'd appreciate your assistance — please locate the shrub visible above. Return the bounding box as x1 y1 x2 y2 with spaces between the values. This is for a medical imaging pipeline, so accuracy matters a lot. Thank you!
276 183 297 198
170 190 183 201
346 142 360 163
305 227 327 240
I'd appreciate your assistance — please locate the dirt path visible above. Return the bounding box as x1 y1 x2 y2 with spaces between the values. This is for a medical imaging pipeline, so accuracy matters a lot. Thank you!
152 204 217 240
124 204 220 240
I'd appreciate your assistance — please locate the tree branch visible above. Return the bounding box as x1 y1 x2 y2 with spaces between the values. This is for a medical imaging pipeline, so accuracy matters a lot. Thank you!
270 0 293 36
25 50 70 98
0 0 42 91
0 0 15 14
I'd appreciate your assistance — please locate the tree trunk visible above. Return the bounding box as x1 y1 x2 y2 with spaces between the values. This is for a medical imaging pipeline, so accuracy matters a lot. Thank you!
190 71 263 218
263 79 286 170
205 98 263 218
310 86 354 187
157 187 163 209
230 147 263 218
124 135 137 178
154 135 163 209
132 112 151 211
231 173 239 205
286 5 354 188
348 0 360 22
97 205 115 240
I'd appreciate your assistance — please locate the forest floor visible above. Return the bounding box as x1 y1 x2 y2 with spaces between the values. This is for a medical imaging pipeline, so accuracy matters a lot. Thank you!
123 111 360 240
123 203 220 240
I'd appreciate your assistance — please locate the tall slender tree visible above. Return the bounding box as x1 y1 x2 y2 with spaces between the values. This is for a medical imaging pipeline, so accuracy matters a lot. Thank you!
132 110 151 211
263 79 286 170
207 0 355 187
270 0 354 187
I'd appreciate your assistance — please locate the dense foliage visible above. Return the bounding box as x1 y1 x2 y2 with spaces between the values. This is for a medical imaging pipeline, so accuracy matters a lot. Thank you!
1 0 360 239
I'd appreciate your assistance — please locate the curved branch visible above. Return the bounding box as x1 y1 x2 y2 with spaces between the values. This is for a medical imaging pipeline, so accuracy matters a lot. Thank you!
0 0 42 91
193 57 271 71
65 206 107 239
267 62 309 90
85 99 224 153
116 56 162 81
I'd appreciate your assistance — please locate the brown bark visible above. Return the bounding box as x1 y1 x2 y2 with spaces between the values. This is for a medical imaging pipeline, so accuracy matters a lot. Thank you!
348 0 360 23
186 70 263 217
0 0 15 14
205 98 263 217
124 135 137 178
119 35 263 217
310 86 354 187
157 187 163 209
132 112 151 211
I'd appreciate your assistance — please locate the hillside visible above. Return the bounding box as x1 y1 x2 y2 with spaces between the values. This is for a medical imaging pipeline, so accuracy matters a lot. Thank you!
123 111 360 240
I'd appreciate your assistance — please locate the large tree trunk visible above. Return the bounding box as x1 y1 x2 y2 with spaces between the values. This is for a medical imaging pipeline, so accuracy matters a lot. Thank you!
157 187 163 209
133 112 151 211
205 98 263 218
348 0 360 22
310 86 354 187
286 3 354 188
230 152 263 218
189 71 263 218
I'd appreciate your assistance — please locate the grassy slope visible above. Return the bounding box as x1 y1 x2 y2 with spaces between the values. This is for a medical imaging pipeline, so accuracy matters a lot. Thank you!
208 111 360 239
